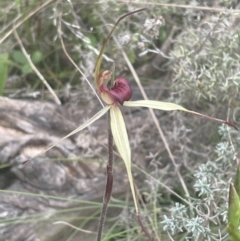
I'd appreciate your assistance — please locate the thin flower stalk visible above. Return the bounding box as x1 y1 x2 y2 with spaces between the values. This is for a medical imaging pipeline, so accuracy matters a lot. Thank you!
97 112 113 241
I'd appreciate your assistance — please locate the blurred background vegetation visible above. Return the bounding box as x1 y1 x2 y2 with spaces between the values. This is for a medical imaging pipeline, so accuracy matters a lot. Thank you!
0 0 240 240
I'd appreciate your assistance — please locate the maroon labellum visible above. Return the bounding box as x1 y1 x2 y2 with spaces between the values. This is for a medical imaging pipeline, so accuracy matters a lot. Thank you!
109 78 132 105
99 77 132 105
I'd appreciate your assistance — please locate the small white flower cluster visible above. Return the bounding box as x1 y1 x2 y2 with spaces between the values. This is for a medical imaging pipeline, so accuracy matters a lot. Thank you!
143 16 165 38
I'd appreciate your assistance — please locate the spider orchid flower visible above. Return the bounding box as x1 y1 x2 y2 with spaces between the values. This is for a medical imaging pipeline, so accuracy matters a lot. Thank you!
39 9 237 215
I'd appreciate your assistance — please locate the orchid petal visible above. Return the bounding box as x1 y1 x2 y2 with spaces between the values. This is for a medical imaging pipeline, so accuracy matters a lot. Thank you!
94 8 147 87
124 100 238 130
110 105 139 213
30 106 111 160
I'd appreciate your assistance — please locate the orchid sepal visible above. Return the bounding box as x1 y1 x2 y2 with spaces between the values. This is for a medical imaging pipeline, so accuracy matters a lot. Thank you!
27 106 111 161
110 105 139 213
124 100 238 130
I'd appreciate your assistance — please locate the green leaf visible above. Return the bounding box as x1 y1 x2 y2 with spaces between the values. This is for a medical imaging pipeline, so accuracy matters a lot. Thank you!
227 223 240 241
228 183 240 229
22 64 33 74
86 34 97 47
127 49 136 64
12 50 28 64
12 51 42 74
0 53 8 95
110 105 139 213
32 51 43 63
234 164 240 197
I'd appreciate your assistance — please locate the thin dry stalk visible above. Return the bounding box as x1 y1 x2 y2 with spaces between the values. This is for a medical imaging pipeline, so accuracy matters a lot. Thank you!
122 48 191 201
14 30 61 105
53 221 96 234
57 14 104 107
116 0 240 13
0 0 55 44
133 164 193 208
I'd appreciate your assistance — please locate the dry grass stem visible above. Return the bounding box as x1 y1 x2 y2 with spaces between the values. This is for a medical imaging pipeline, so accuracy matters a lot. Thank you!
53 221 96 234
57 14 104 107
117 0 240 13
0 0 55 44
14 30 61 105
